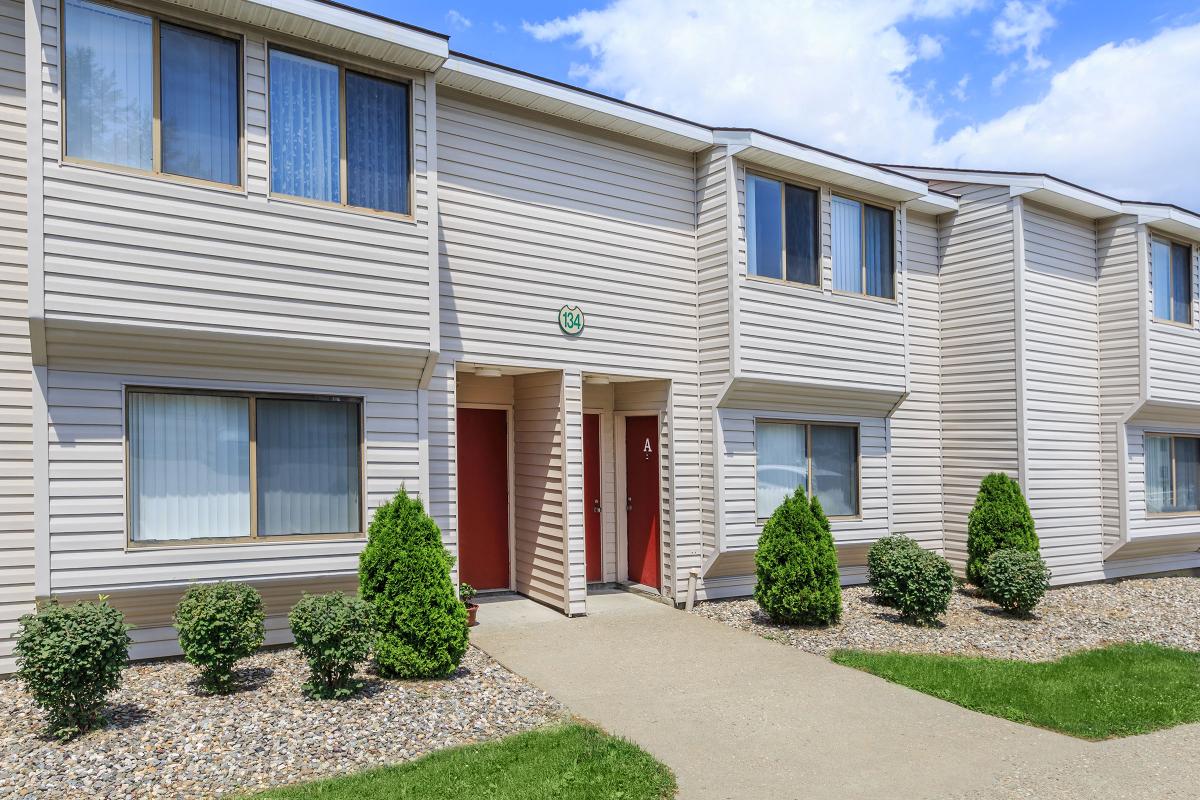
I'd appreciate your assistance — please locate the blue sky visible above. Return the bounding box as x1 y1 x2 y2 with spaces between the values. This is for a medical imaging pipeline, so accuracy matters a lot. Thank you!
346 1 1200 207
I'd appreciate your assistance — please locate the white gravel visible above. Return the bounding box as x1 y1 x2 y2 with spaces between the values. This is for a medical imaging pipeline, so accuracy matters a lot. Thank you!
692 576 1200 661
0 645 566 800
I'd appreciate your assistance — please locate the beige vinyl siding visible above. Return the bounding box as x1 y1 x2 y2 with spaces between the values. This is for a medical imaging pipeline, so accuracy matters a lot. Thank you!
511 371 567 612
432 90 700 603
44 366 420 594
1146 232 1200 403
38 8 434 353
1097 215 1143 550
734 162 907 395
933 182 1020 572
0 0 29 673
889 210 942 548
1020 201 1104 583
582 381 618 581
718 405 889 552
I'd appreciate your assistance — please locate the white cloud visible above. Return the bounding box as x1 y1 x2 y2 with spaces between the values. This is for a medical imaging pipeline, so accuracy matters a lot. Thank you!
526 0 1200 207
445 9 472 29
990 1 1055 69
493 21 508 34
917 33 944 60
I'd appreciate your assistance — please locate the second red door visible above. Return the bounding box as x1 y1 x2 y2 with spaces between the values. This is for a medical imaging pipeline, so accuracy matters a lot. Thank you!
584 413 603 583
624 415 660 589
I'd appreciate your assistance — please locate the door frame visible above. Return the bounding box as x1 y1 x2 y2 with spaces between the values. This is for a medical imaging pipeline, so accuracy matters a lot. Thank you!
456 403 517 592
614 409 665 594
583 406 610 585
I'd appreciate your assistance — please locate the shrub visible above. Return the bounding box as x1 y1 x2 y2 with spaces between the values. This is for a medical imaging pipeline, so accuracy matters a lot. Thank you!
289 592 373 700
459 582 477 604
966 472 1039 587
359 490 468 679
983 549 1050 616
753 490 842 626
866 535 925 608
174 582 265 694
894 549 955 625
15 598 131 740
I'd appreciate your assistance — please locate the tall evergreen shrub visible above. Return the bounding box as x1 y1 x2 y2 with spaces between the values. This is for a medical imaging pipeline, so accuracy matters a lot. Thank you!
359 490 468 679
966 472 1039 586
753 490 842 625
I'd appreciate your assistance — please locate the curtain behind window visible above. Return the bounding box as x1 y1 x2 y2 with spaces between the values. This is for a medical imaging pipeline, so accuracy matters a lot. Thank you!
1172 243 1192 323
784 184 818 285
747 175 783 279
1174 437 1199 512
129 393 250 541
811 425 857 516
1152 240 1173 320
865 205 895 298
269 50 340 202
64 0 153 170
1145 435 1172 513
160 24 239 185
756 422 806 518
256 399 360 535
832 196 862 293
346 71 409 214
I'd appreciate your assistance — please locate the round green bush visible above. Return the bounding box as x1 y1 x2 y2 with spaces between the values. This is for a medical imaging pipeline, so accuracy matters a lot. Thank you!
893 549 955 625
866 535 924 608
174 582 265 694
289 592 373 700
753 490 842 626
966 472 1039 587
15 598 131 740
359 490 468 679
983 548 1050 616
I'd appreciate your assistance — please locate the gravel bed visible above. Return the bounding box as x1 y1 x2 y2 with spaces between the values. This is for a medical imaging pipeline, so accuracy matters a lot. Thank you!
0 645 565 800
693 576 1200 661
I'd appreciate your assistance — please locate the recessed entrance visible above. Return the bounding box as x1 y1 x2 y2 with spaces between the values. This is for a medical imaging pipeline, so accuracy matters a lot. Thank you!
624 415 661 590
456 407 510 590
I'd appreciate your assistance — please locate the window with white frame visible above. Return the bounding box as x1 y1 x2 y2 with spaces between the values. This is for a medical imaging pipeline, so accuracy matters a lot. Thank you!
832 196 895 299
63 0 241 186
746 173 819 285
1146 433 1200 514
1152 238 1193 324
127 390 362 543
268 48 411 214
755 421 859 518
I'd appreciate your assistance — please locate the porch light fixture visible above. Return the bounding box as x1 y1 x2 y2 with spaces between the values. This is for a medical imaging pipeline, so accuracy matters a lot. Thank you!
584 375 611 385
474 367 503 378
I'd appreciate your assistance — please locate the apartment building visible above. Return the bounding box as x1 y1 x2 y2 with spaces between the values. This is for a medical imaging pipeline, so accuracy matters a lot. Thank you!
1 0 1197 670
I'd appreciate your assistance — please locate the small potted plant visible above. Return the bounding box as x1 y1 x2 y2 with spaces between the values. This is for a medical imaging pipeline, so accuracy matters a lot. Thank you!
460 582 479 627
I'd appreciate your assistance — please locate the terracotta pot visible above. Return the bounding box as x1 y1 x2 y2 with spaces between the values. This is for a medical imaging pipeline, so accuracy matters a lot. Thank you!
466 602 479 627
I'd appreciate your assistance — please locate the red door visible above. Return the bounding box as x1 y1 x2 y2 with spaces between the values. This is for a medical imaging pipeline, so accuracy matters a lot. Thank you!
457 408 509 590
584 414 602 583
624 415 661 589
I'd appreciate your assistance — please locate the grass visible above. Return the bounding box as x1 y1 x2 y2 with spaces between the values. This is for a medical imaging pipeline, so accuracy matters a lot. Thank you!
245 722 676 799
831 642 1200 740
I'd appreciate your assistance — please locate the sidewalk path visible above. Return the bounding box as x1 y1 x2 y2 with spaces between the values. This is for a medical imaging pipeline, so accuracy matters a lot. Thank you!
471 590 1199 799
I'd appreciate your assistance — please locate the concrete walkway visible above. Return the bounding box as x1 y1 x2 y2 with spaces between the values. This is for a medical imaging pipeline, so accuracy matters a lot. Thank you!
471 590 1200 800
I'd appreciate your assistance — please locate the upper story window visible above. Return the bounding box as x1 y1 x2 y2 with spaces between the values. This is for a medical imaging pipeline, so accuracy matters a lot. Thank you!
268 48 411 215
63 0 241 186
127 389 363 544
755 421 859 519
1152 238 1193 324
832 196 895 299
746 173 818 285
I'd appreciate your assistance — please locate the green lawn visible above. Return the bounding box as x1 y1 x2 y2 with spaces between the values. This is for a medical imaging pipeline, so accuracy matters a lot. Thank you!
831 643 1200 740
245 723 676 800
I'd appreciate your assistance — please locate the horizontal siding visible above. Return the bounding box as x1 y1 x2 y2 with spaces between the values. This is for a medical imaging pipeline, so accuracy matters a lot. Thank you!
890 211 941 549
0 0 29 673
734 161 906 394
45 368 419 594
1021 202 1104 583
1147 232 1200 403
512 371 566 611
934 183 1019 572
697 147 728 556
39 9 433 351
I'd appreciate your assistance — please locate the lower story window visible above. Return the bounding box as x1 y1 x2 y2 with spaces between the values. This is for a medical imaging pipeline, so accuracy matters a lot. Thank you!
1146 433 1200 514
128 390 362 543
756 421 859 519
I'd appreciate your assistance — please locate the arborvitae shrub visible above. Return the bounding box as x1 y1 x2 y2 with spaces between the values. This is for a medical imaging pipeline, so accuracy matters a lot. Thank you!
866 535 925 608
15 598 131 740
289 592 373 700
753 490 842 625
983 549 1050 616
174 582 265 694
359 490 468 679
966 473 1039 587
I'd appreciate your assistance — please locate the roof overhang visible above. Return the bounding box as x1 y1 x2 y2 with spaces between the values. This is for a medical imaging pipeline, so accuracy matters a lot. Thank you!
717 130 945 208
885 166 1124 219
1126 203 1200 243
158 0 449 71
438 55 714 152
